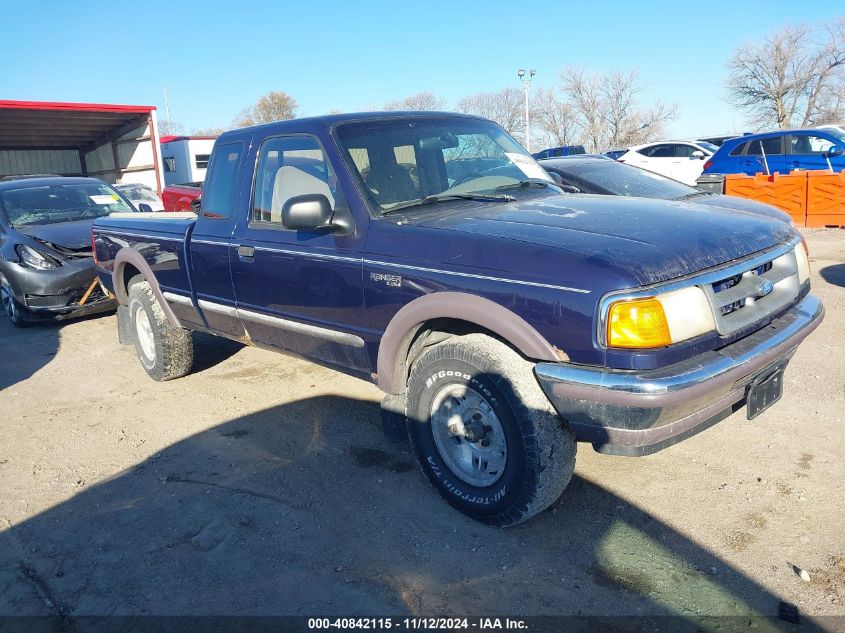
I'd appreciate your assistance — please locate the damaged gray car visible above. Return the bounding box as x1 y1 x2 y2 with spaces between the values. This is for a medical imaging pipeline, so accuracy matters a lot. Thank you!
0 176 129 327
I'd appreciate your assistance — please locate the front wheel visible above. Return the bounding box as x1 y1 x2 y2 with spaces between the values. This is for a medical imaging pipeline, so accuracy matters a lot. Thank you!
127 279 194 381
1 276 30 328
405 333 576 527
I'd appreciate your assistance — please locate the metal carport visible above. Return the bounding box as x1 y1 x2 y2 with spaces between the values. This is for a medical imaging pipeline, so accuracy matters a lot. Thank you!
0 100 164 193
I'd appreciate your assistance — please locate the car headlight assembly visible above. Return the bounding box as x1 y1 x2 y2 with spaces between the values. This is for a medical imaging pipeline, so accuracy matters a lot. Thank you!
605 286 716 349
16 244 59 270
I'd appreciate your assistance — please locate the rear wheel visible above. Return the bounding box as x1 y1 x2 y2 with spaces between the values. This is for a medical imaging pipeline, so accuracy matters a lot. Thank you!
1 276 30 328
127 279 193 381
405 333 576 527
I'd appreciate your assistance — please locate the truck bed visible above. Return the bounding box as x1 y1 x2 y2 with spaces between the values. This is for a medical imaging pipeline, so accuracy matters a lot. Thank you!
93 214 197 306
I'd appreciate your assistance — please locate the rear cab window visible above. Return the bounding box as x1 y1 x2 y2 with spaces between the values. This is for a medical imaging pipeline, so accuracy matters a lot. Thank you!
201 142 244 219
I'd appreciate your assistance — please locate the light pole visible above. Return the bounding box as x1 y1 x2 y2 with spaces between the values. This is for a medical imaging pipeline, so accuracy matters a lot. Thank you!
517 69 535 151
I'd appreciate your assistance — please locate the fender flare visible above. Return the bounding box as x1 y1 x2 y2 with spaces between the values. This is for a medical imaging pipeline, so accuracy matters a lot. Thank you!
376 292 563 394
112 248 181 327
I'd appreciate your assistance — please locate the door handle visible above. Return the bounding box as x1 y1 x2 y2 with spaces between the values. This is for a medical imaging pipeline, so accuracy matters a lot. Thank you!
237 245 255 259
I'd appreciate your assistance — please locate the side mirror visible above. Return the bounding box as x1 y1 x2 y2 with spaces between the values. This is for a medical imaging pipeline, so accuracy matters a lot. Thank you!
691 150 705 160
282 193 333 231
190 197 201 213
138 203 154 213
545 170 563 185
824 144 845 158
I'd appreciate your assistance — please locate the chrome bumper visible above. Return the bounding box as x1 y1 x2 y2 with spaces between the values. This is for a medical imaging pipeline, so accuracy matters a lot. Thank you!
534 294 824 456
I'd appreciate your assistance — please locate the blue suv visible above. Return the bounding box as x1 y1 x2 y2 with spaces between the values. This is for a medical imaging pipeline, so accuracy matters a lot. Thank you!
702 127 845 176
531 145 586 159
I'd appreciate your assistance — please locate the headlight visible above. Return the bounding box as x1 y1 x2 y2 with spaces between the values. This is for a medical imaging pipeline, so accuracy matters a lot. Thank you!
606 286 716 349
794 243 810 286
16 244 59 270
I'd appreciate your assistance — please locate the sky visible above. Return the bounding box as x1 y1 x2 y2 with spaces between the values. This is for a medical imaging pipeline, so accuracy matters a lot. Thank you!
1 1 842 140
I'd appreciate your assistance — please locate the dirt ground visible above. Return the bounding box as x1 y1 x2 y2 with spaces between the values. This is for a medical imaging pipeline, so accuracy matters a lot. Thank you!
0 230 843 628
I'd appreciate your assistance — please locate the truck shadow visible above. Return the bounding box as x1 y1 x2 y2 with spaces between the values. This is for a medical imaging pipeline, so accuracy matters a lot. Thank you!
0 391 826 630
819 263 845 288
190 332 244 373
0 318 61 391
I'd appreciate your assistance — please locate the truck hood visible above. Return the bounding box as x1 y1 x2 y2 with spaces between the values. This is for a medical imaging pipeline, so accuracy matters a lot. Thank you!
408 193 796 285
16 219 94 251
683 193 792 223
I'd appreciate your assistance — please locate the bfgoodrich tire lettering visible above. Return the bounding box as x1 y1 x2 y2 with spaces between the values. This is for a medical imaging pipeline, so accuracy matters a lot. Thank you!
127 279 193 381
406 333 576 527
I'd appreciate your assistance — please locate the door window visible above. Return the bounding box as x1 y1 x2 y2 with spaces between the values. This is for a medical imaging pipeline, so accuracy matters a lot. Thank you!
639 144 670 158
790 134 836 154
729 142 748 156
251 135 342 226
672 144 699 158
746 137 784 155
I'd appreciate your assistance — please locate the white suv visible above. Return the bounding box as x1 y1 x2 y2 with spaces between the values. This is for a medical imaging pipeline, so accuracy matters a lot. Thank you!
618 140 718 186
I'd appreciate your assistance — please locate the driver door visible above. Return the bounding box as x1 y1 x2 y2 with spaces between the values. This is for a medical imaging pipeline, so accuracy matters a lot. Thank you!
229 133 369 373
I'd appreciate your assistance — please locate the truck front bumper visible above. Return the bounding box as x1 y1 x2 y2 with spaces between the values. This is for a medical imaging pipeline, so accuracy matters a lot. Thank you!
534 294 824 456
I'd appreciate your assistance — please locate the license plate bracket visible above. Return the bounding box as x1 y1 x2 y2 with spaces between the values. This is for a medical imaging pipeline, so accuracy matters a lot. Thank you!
747 365 786 420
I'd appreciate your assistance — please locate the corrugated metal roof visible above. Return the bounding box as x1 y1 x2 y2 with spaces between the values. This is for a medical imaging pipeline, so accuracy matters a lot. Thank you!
0 101 153 150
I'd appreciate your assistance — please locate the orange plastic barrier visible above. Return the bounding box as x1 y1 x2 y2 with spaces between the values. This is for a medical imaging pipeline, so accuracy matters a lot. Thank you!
805 170 845 228
724 172 807 226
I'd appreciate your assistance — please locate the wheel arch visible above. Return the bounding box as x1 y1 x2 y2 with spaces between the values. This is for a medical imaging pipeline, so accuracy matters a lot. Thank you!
112 248 180 327
376 292 565 395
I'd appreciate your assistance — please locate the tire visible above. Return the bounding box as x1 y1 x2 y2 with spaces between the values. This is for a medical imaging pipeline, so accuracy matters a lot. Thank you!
0 276 31 328
127 279 194 381
405 333 576 527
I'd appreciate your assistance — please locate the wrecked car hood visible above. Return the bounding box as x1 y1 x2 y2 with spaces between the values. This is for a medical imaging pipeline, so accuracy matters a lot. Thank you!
16 219 94 251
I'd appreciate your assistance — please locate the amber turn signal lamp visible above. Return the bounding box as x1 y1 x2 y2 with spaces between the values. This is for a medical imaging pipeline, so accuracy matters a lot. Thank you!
607 298 672 348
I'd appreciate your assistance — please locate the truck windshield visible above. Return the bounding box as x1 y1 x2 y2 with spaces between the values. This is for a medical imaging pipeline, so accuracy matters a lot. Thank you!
0 182 133 227
335 116 553 214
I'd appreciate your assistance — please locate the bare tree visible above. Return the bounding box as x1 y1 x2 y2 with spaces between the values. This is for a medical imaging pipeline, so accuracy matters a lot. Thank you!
233 91 298 128
726 20 845 128
157 119 184 136
561 67 678 152
383 91 446 111
531 86 579 148
456 87 525 141
192 127 225 135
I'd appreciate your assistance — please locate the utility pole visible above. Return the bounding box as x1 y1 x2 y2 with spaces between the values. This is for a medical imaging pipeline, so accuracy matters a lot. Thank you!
517 69 535 151
163 85 173 134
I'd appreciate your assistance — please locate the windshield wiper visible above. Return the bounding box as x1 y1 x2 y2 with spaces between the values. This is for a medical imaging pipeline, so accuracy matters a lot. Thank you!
494 178 555 192
677 191 711 200
381 192 516 216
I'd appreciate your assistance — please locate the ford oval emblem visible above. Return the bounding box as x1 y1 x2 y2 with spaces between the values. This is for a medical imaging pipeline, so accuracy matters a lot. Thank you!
758 279 774 297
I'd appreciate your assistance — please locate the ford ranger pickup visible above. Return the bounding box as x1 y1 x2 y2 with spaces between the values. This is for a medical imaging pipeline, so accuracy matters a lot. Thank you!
92 112 823 526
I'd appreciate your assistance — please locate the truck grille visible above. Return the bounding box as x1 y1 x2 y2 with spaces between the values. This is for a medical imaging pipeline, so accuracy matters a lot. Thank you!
701 249 801 335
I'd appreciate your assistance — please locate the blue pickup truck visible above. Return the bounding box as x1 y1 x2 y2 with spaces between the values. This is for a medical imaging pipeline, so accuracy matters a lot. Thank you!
93 112 823 526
